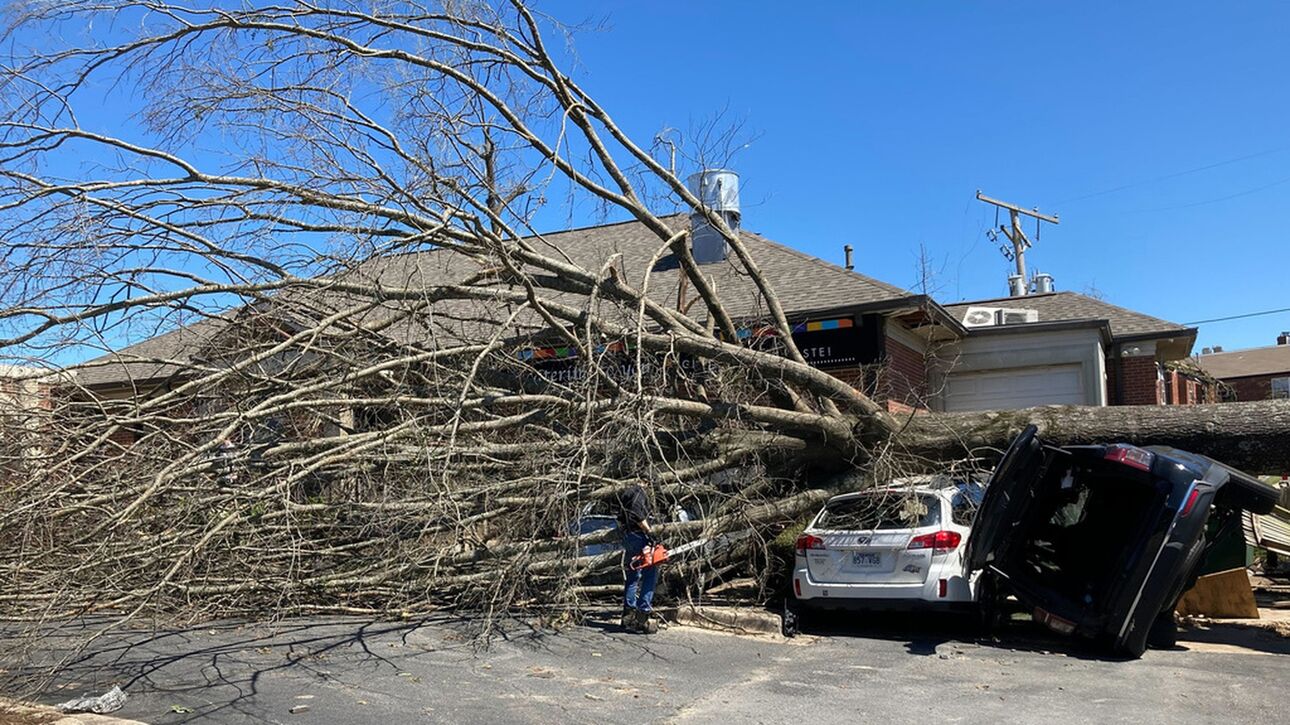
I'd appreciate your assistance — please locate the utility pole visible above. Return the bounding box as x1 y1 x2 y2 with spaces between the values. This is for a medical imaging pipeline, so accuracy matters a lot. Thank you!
976 191 1060 296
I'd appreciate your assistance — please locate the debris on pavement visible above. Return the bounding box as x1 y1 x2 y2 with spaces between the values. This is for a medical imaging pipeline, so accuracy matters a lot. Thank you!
56 685 127 714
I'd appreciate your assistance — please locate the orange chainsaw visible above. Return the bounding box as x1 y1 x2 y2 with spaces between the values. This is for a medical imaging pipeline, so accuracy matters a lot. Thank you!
628 541 669 571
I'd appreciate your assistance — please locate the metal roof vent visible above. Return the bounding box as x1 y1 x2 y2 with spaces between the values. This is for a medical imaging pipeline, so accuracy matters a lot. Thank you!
687 169 740 264
1278 332 1290 346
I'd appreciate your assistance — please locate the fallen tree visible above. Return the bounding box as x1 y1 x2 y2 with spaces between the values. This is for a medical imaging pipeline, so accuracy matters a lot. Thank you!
901 399 1290 473
0 1 1286 667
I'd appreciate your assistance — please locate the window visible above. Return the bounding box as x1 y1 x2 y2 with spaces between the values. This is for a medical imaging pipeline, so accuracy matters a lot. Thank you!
950 481 987 527
815 493 941 531
1272 377 1290 399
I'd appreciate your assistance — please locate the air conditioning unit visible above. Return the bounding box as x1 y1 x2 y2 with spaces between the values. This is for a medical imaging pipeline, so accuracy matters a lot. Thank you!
997 308 1040 325
962 306 1003 328
962 306 1040 328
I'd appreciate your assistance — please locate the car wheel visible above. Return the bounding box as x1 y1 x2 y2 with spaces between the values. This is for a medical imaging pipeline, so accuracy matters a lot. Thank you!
1146 610 1178 650
974 574 1006 635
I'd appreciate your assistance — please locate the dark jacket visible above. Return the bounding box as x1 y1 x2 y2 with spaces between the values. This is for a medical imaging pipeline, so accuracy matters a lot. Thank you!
616 484 650 533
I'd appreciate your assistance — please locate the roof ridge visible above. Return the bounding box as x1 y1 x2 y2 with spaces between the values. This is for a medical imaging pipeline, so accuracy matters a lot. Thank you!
945 291 1062 306
737 228 912 297
1201 342 1290 356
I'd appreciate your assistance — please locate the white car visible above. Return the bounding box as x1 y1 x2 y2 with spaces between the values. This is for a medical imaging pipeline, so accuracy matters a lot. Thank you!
787 480 983 629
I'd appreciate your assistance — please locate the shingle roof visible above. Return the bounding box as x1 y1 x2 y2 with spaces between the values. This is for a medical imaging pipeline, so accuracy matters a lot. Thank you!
73 316 233 389
941 291 1192 340
1197 344 1290 379
350 214 910 319
74 215 914 388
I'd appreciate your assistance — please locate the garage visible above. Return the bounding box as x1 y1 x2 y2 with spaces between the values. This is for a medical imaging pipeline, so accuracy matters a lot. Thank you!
943 364 1086 411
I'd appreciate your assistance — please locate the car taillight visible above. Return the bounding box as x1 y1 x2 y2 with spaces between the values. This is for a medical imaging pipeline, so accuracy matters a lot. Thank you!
795 534 826 553
1180 487 1202 517
907 530 962 553
1105 444 1155 471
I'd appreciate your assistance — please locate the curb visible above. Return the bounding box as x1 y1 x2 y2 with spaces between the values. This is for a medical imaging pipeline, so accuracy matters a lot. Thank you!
0 699 148 725
669 604 784 637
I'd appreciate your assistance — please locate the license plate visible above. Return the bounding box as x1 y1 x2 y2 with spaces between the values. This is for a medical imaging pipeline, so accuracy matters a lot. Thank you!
851 552 881 568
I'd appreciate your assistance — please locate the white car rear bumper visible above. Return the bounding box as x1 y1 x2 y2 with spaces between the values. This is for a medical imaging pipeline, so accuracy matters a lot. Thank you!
793 566 975 605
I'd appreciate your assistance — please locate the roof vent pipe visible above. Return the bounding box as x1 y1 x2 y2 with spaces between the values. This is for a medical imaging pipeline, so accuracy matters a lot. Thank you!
1007 274 1027 297
844 244 854 271
687 169 740 264
1278 332 1290 345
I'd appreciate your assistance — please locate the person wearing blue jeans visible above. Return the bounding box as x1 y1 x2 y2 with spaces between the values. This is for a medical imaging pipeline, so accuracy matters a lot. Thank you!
616 482 658 633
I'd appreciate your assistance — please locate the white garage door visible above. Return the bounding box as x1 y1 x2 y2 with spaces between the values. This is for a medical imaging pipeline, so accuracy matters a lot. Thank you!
944 365 1086 412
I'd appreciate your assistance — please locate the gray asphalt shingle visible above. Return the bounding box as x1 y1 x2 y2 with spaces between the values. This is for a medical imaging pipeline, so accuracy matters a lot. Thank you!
73 215 914 388
942 291 1190 340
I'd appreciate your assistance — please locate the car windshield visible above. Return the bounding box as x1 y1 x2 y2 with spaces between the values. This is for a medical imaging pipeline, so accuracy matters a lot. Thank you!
815 493 941 531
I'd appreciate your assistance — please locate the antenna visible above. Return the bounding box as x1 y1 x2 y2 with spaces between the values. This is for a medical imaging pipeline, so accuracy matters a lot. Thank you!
975 191 1060 296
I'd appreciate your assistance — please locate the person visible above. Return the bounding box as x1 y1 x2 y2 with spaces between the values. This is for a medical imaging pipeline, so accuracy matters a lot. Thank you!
616 480 659 633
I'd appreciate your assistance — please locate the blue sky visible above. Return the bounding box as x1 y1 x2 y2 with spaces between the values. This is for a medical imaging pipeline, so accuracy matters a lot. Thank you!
546 1 1290 352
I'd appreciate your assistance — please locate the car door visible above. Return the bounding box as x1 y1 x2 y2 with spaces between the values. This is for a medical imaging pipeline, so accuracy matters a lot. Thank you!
964 424 1050 574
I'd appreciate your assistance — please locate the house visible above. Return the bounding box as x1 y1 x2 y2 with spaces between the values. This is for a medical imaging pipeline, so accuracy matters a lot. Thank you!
1197 333 1290 401
70 170 1209 428
930 292 1205 411
70 215 964 440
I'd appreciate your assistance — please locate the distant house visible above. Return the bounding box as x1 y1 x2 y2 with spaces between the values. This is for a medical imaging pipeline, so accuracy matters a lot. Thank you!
1197 333 1290 401
932 292 1207 411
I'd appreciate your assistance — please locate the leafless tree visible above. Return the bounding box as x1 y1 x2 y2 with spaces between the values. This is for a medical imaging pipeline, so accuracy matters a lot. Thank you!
0 0 1285 678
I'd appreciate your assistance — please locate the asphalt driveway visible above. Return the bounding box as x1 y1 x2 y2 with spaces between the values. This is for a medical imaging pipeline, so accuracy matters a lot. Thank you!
3 611 1287 724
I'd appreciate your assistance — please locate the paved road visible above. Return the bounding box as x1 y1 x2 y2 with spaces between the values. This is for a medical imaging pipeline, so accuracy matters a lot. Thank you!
5 611 1288 724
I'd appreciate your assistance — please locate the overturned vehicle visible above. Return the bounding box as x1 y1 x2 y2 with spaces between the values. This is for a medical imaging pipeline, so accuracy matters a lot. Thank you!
969 425 1280 658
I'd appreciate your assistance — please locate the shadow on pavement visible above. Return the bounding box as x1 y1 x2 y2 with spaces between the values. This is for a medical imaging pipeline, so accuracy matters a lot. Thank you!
2 616 459 722
794 608 1140 661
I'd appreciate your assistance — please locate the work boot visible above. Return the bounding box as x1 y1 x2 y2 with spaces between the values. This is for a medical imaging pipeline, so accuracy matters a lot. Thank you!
637 610 658 635
620 606 638 632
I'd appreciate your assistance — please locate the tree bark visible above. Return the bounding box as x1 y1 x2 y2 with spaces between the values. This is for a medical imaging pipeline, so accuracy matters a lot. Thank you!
901 400 1290 475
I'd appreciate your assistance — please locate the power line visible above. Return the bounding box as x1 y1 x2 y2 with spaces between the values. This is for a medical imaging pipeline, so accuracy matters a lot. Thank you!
1059 146 1286 204
1185 306 1290 326
1124 174 1290 214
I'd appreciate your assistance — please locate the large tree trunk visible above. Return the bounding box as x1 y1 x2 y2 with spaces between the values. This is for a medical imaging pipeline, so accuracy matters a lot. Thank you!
902 400 1290 475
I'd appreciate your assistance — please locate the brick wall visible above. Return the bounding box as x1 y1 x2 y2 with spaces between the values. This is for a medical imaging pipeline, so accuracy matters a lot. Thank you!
816 335 929 411
1224 373 1289 402
879 336 929 409
1115 355 1163 406
1163 370 1209 405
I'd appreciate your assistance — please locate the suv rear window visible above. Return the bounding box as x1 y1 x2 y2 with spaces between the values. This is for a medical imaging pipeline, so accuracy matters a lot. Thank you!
815 493 941 531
